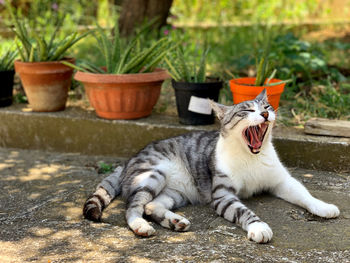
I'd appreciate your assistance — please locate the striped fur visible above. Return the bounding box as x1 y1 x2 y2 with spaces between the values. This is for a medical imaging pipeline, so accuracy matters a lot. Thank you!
83 89 340 243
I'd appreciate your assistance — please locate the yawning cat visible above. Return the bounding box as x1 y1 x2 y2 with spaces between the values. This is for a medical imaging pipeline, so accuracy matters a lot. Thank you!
83 89 339 243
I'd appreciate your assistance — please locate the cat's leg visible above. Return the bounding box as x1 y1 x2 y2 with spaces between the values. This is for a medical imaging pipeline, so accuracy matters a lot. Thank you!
145 190 191 231
83 166 123 222
125 169 166 237
212 176 273 243
273 174 340 218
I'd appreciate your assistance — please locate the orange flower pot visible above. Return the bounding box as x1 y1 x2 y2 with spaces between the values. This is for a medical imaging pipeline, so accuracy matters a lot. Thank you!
229 77 285 110
14 58 75 112
74 69 169 120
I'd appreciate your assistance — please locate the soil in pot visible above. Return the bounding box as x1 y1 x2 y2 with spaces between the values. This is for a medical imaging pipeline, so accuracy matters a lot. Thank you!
14 58 75 112
74 69 169 120
172 79 223 125
0 70 15 107
229 77 285 110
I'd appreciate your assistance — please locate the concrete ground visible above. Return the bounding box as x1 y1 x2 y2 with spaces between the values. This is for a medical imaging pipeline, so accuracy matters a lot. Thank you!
0 147 349 263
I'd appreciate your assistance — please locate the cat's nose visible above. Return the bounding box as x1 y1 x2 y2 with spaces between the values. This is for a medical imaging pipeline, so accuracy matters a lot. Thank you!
260 111 269 121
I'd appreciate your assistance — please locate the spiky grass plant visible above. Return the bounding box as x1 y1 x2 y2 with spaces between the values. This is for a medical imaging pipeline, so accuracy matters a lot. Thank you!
164 46 209 83
254 29 292 87
0 47 17 71
254 57 292 87
7 2 91 62
62 20 175 74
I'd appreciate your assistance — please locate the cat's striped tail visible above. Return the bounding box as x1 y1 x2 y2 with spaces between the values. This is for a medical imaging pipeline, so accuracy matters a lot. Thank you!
83 166 124 222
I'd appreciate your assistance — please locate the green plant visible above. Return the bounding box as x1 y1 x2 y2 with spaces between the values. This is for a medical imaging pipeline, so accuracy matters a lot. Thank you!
0 47 17 71
270 33 330 83
253 30 292 87
13 93 28 104
165 46 209 83
97 162 114 174
63 20 174 74
7 3 91 62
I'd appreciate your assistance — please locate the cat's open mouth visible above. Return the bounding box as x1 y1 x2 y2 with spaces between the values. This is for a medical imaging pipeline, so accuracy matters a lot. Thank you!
243 122 269 154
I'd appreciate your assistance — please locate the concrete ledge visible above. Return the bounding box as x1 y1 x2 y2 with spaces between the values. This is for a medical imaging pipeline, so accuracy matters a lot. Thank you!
0 105 349 172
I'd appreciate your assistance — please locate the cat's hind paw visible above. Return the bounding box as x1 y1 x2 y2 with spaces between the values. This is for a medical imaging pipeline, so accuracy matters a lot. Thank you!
83 197 102 222
129 218 156 237
170 217 191 231
309 201 340 218
160 212 191 231
247 222 273 243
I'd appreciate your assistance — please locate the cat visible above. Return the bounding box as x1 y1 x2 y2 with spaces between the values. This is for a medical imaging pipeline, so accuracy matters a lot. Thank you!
83 89 340 243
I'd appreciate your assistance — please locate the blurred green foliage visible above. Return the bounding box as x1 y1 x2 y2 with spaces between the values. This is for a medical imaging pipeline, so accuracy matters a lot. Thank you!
97 162 114 174
171 0 323 24
0 0 349 124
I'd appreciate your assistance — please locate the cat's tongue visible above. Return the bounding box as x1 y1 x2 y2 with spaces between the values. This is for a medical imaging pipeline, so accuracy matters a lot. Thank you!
244 124 269 154
247 126 262 149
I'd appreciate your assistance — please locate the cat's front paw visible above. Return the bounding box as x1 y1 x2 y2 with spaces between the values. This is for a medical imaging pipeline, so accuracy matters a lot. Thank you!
309 201 340 218
247 222 273 243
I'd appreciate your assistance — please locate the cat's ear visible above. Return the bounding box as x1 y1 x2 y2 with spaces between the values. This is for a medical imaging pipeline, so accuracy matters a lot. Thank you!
255 88 267 102
209 100 228 120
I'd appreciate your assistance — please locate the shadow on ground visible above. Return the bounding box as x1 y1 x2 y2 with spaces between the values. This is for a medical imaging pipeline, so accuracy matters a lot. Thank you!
0 147 349 263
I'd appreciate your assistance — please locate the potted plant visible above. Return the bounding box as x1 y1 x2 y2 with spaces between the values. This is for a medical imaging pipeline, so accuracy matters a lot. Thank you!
8 4 90 112
229 58 291 111
165 47 223 125
63 22 172 120
229 36 291 111
0 47 17 107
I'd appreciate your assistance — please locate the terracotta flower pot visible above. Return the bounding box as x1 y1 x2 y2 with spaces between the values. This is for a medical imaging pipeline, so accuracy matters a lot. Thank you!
229 77 285 111
74 68 169 120
14 58 75 112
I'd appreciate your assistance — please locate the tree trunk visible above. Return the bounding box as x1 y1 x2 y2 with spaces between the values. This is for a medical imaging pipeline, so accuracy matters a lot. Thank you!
118 0 173 37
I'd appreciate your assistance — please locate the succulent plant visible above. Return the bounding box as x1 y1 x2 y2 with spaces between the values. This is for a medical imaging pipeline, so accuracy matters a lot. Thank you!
165 46 209 83
62 20 174 74
0 47 17 71
254 30 292 87
7 2 91 62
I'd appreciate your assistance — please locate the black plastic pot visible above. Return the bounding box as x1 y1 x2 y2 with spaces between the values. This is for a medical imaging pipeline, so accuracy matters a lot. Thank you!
172 78 223 125
0 70 15 107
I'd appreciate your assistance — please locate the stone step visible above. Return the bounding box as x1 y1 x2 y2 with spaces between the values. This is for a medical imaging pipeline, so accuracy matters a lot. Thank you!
305 118 350 138
0 104 349 172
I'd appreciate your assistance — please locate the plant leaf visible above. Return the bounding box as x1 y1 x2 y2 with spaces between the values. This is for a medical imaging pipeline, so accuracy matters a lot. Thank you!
164 56 181 81
142 43 177 73
111 22 121 72
177 46 190 82
115 38 137 74
197 48 209 82
96 23 112 72
61 60 89 72
122 38 168 74
29 46 35 62
264 79 292 87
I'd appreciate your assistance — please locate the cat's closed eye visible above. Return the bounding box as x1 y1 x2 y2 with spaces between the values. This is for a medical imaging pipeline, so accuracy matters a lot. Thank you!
242 109 255 112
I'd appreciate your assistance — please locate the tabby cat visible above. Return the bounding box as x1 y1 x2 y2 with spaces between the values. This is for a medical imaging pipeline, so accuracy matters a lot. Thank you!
83 89 339 243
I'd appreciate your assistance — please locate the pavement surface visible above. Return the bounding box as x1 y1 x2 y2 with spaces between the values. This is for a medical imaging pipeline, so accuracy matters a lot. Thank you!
0 147 349 263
